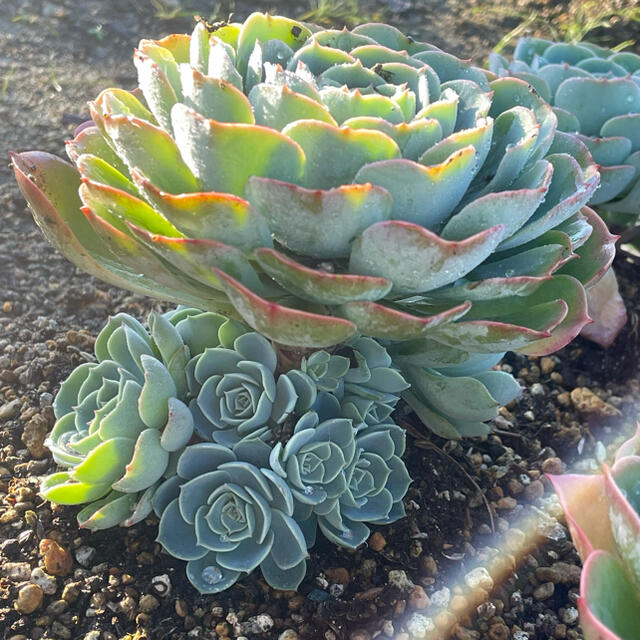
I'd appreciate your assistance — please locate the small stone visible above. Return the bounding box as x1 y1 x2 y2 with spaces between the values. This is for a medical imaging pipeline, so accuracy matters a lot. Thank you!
75 546 96 567
540 357 556 374
139 594 160 613
31 567 57 595
39 539 73 576
152 574 172 597
22 413 49 458
570 388 620 417
488 623 510 640
118 595 138 620
524 480 545 501
61 582 81 603
3 562 32 581
46 599 68 616
175 599 189 617
406 613 435 638
50 622 71 640
496 497 517 510
530 383 544 396
349 631 371 640
533 582 555 600
561 607 579 625
430 587 451 608
84 632 101 640
15 583 43 613
557 392 571 406
368 531 387 551
325 567 350 587
419 555 438 577
408 585 430 610
388 569 414 591
542 457 564 475
278 631 299 640
0 399 21 421
465 567 493 591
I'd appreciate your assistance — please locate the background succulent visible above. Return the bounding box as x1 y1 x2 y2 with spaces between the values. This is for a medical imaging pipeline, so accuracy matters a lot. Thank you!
490 38 640 221
41 307 233 530
12 14 616 434
490 37 638 347
154 442 309 593
549 426 640 640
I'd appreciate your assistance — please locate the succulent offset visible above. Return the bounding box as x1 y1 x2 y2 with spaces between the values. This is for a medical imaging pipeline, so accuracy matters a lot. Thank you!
12 13 616 435
550 426 640 640
40 307 238 530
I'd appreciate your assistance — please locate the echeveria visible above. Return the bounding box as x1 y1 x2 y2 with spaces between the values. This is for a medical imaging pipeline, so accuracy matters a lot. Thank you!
273 413 411 549
41 308 232 530
154 443 308 593
549 425 640 640
490 38 640 217
187 331 299 445
12 13 616 430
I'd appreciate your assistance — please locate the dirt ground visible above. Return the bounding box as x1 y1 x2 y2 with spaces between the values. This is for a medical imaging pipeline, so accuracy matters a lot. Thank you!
1 1 639 639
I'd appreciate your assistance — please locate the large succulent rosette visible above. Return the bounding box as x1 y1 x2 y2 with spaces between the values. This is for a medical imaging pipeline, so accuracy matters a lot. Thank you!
550 425 640 640
41 308 232 530
12 14 615 434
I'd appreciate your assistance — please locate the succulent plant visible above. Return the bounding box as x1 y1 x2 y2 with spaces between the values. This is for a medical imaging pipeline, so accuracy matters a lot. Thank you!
490 38 638 347
187 331 301 445
12 14 615 433
270 411 411 549
490 38 640 219
550 425 640 640
154 442 309 593
40 307 236 530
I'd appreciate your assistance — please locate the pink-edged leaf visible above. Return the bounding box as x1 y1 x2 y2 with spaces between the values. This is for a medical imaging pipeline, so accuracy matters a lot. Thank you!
127 223 265 294
213 269 357 348
605 458 640 587
349 219 505 294
254 248 392 305
82 208 234 313
518 275 590 356
427 318 553 353
338 300 471 341
579 551 640 640
616 425 640 462
581 268 628 348
10 151 161 297
559 207 618 287
245 177 392 259
131 169 273 253
547 473 614 562
428 275 551 302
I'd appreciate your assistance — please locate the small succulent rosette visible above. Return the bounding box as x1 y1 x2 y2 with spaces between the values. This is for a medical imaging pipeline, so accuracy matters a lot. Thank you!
187 331 311 445
549 425 640 640
154 443 309 593
270 412 412 550
41 308 240 530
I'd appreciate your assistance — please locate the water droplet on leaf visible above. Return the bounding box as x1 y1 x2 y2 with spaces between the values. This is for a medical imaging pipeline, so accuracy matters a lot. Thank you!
201 566 223 584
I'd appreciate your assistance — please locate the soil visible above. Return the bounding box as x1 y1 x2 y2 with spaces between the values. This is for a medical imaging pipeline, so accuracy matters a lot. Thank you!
1 1 640 639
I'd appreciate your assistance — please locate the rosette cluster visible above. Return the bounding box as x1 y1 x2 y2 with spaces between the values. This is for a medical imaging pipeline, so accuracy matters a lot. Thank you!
12 12 617 435
41 307 243 530
42 307 411 593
